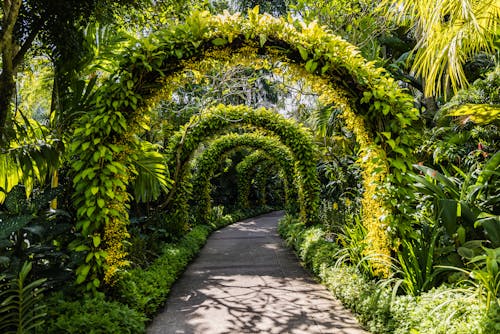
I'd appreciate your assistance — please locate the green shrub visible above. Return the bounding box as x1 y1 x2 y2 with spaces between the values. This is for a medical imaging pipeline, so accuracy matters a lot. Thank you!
114 206 267 317
46 293 146 334
391 286 488 334
115 225 211 316
278 215 496 334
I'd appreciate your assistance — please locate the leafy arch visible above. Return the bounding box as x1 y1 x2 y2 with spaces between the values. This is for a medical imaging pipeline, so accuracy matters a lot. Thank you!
69 9 419 287
236 150 290 210
252 159 279 207
165 105 319 223
190 132 296 219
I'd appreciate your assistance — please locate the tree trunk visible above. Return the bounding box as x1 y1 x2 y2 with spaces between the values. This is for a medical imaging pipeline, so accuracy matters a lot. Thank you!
0 70 15 134
0 0 22 136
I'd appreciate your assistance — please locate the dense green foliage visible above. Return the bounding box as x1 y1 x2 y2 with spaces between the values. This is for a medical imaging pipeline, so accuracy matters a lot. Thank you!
165 104 319 223
278 214 498 333
0 2 498 333
190 132 296 219
46 293 146 334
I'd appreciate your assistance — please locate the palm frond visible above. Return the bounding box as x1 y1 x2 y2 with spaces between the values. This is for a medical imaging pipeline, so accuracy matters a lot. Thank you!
130 141 173 203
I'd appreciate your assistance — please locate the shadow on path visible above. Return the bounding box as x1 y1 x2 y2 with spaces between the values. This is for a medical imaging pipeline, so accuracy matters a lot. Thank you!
148 211 369 334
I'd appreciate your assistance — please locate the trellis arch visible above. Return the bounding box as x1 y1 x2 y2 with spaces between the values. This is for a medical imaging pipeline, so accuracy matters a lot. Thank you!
236 150 290 210
189 132 297 220
252 160 281 207
69 9 419 288
165 105 319 224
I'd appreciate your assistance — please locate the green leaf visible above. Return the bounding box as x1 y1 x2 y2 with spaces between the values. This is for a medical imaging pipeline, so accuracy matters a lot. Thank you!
0 215 33 239
76 265 91 284
97 198 105 208
93 235 101 247
74 244 90 252
438 199 458 234
305 59 318 73
259 34 267 47
175 49 183 59
212 38 228 46
297 45 308 61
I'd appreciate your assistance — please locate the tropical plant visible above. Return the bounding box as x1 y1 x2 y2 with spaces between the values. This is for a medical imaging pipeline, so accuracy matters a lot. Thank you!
291 0 398 60
381 0 500 98
396 222 443 296
409 152 500 243
0 185 75 285
129 139 172 204
0 119 61 204
440 245 500 311
438 65 500 126
0 262 47 334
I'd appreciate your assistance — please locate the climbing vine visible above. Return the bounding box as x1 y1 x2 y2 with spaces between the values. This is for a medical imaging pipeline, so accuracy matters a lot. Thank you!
236 150 292 210
253 160 276 206
165 104 319 223
189 132 296 220
69 8 419 287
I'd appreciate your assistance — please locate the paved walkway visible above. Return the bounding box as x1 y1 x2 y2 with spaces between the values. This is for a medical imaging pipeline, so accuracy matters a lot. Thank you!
148 211 369 334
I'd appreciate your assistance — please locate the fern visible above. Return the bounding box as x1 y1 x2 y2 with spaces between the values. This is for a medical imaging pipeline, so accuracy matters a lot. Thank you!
0 262 47 334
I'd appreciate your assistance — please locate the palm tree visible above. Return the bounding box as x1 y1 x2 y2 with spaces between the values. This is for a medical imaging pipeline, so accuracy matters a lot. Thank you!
383 0 499 98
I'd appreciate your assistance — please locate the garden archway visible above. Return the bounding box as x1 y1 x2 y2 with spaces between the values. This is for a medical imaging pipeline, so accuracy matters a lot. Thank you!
164 104 319 224
236 150 289 210
188 132 298 220
69 9 418 287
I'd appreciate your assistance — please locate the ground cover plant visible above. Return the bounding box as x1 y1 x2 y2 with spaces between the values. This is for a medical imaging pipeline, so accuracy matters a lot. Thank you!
0 1 498 333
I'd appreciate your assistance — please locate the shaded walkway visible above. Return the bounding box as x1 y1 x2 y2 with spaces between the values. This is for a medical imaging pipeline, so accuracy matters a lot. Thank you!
148 211 369 334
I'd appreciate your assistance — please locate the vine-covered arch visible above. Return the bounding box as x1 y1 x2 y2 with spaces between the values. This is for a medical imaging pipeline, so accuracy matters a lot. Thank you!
69 9 419 288
251 159 279 207
165 104 319 223
236 150 289 210
189 132 297 220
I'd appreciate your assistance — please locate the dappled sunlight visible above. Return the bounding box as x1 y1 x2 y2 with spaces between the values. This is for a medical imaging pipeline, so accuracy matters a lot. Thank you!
148 212 368 334
179 275 363 334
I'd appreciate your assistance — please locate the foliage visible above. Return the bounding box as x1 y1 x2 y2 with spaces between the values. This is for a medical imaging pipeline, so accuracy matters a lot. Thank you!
444 246 500 311
190 132 295 221
45 292 146 334
0 119 61 204
68 69 173 290
395 222 443 296
69 107 134 291
129 140 172 203
236 151 269 209
291 0 396 60
278 214 495 333
439 66 500 125
236 151 288 210
0 185 74 285
380 0 500 98
408 153 500 244
165 104 320 223
0 262 47 334
0 0 142 131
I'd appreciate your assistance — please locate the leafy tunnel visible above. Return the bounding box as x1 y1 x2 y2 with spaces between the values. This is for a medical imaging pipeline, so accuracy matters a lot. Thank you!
69 10 418 287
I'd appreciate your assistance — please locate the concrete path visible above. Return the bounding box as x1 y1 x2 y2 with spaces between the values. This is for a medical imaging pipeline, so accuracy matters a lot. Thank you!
148 211 369 334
